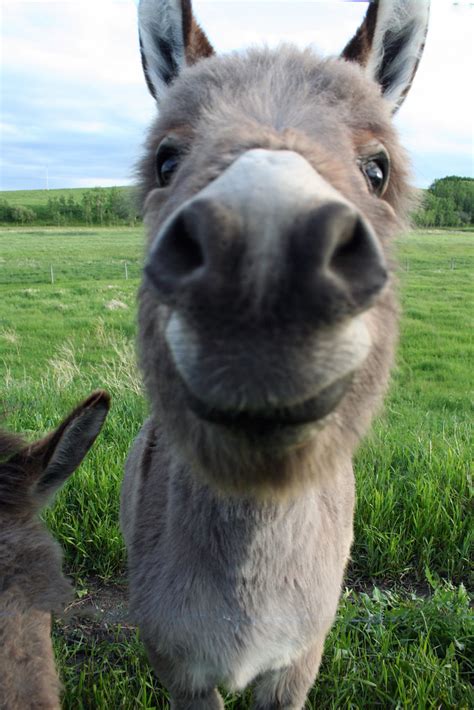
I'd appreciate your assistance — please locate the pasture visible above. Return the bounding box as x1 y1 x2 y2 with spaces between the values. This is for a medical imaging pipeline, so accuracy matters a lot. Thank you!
0 186 132 210
0 226 472 708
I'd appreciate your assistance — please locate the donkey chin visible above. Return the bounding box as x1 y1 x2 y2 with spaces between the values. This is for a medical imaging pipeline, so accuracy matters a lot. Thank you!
152 306 374 497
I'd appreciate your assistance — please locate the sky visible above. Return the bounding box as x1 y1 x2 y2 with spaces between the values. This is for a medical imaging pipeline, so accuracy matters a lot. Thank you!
1 0 473 192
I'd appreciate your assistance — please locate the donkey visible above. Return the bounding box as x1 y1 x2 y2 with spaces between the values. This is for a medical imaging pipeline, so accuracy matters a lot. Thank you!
0 391 110 709
121 1 430 707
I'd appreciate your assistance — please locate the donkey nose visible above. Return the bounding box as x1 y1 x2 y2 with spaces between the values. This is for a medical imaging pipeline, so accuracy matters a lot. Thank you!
145 150 388 316
291 202 388 314
145 197 387 316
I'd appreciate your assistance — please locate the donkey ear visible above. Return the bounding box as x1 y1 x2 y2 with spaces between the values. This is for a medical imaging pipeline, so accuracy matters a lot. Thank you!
342 0 430 112
138 0 214 102
28 391 110 501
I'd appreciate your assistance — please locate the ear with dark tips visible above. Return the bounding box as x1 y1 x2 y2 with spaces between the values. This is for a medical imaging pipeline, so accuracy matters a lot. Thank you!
29 390 111 501
138 0 214 102
342 2 378 67
342 0 430 112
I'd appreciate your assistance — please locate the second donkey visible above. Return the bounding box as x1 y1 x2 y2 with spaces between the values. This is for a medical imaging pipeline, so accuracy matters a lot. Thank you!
0 391 110 709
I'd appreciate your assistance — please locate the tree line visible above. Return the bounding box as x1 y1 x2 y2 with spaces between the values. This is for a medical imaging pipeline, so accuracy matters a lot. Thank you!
0 187 139 226
0 177 472 228
412 176 473 228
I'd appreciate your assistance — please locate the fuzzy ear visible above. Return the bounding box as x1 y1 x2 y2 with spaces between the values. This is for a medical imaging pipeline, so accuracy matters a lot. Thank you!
28 390 111 501
138 0 214 102
342 0 430 112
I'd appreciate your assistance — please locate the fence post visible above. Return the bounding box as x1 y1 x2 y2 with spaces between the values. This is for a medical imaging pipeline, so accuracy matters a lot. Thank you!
50 264 54 284
125 262 129 280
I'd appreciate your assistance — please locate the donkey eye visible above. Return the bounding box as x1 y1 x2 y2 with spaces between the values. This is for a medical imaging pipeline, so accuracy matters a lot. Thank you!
359 151 390 197
155 142 181 187
364 161 384 192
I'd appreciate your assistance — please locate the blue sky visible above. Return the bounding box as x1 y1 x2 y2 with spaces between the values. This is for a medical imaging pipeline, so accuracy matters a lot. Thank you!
1 0 473 191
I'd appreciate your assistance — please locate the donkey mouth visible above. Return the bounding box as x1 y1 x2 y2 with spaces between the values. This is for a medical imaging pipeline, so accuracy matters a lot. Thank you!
184 374 352 436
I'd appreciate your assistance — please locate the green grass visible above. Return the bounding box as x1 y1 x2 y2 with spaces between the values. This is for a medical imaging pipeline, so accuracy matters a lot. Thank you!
0 225 142 286
1 226 472 707
53 584 473 709
0 186 131 209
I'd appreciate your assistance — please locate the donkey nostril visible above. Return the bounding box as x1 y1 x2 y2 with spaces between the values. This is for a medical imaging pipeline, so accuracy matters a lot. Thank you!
331 214 381 272
329 213 388 302
160 214 205 277
292 202 388 315
145 210 206 297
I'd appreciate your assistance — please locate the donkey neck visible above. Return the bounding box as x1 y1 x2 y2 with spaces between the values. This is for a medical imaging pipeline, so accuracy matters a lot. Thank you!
0 518 71 611
167 460 323 564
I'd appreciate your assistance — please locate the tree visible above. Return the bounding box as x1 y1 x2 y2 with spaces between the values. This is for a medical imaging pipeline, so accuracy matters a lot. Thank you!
0 199 14 222
11 206 37 224
413 177 473 227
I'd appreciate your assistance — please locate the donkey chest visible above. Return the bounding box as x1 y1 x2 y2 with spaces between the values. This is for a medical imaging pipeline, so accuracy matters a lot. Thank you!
146 566 322 690
134 525 340 690
186 609 309 691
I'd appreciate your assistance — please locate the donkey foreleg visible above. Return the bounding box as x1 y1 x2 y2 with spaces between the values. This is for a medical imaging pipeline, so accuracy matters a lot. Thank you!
142 640 225 710
252 641 324 710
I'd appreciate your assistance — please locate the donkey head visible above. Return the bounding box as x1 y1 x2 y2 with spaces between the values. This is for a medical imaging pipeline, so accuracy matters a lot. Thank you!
0 391 110 515
137 0 429 496
0 391 110 608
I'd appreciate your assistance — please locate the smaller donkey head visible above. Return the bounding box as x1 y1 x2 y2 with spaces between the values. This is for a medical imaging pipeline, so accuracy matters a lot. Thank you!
0 391 110 608
1 391 110 513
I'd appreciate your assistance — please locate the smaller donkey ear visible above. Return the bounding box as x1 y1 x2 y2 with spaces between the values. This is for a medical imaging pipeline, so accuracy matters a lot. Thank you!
29 391 110 501
138 0 214 102
342 0 430 112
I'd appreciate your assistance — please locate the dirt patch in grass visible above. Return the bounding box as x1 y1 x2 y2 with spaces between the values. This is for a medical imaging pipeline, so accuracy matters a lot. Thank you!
346 572 434 598
56 577 132 645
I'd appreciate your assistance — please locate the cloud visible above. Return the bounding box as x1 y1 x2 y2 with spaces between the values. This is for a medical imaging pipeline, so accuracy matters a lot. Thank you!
2 1 141 86
194 1 367 54
1 0 472 191
1 0 153 190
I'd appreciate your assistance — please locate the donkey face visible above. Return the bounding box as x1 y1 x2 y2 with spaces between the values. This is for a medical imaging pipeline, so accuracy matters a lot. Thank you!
137 0 429 495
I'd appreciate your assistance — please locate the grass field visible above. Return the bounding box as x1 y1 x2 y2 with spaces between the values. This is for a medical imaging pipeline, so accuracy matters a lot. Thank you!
0 186 132 209
0 226 472 708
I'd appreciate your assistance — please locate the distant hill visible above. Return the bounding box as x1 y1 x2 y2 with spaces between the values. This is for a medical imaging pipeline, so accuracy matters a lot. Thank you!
0 186 139 226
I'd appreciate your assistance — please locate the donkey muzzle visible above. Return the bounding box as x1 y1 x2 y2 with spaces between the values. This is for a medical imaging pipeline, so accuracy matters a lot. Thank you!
145 149 386 420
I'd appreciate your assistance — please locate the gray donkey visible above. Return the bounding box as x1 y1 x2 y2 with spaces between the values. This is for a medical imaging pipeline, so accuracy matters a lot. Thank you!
121 1 430 707
0 391 110 709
